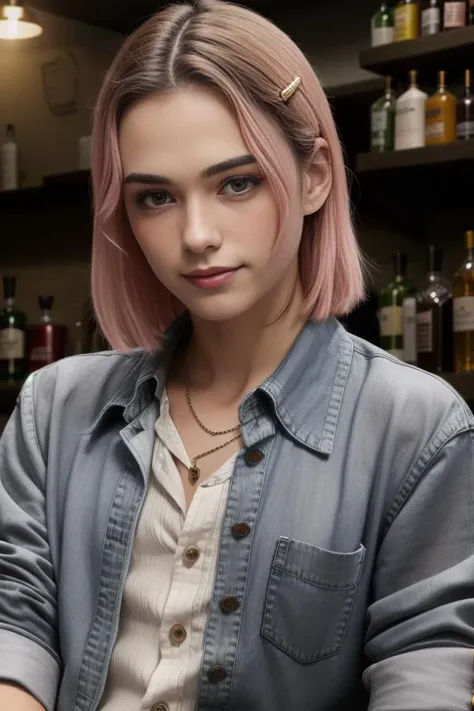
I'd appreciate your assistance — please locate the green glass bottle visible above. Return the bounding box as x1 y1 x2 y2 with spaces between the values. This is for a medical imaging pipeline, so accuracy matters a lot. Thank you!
379 253 417 361
371 76 396 152
0 276 28 383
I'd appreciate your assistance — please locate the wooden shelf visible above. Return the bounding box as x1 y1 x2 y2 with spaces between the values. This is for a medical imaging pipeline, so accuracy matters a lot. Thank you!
356 140 474 173
360 26 474 80
0 170 91 213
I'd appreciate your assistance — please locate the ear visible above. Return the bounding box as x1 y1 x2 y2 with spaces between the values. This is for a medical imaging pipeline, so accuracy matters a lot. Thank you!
301 137 332 216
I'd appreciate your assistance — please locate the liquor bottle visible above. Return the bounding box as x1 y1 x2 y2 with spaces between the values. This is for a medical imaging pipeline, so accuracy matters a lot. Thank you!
26 296 68 373
443 0 467 28
371 2 395 46
379 253 417 361
425 70 457 145
394 0 420 40
416 246 453 373
0 276 27 383
457 69 474 140
395 70 427 150
453 230 474 373
370 77 396 152
0 123 18 191
421 0 441 34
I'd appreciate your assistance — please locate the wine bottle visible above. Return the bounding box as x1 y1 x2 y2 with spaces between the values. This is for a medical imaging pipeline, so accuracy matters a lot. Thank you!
453 230 474 373
416 246 453 373
395 70 427 150
379 253 417 361
0 276 27 383
371 1 395 46
457 69 474 140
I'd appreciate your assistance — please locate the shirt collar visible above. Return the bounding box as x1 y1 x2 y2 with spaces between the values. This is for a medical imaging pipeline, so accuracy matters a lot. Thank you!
99 312 353 456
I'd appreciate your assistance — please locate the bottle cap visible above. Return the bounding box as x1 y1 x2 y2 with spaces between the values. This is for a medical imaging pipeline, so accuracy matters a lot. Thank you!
439 70 446 87
427 245 442 272
466 230 474 249
39 295 54 310
409 70 417 85
3 276 16 299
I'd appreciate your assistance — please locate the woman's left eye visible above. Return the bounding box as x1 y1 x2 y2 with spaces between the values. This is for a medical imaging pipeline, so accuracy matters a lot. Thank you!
221 176 262 196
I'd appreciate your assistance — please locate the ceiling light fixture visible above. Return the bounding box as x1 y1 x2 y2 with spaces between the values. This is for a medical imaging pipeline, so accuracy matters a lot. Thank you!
0 0 43 40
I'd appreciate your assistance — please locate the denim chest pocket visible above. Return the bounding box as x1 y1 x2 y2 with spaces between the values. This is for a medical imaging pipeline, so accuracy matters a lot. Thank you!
261 537 365 664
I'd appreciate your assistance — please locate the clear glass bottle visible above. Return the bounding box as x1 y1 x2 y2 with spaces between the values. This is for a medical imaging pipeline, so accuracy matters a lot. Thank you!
372 2 395 45
371 76 397 152
0 276 27 383
379 253 417 360
453 230 474 373
421 0 441 34
416 246 453 373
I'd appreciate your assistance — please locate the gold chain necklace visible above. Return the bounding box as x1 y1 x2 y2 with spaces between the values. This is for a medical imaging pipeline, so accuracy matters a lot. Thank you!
185 367 241 484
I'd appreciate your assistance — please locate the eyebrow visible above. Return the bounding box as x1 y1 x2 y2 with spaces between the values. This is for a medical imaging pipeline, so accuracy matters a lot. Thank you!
123 154 258 185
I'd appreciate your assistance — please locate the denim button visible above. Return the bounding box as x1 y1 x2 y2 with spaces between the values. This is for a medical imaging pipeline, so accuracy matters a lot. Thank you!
232 522 251 539
220 595 239 613
245 448 264 465
208 665 228 683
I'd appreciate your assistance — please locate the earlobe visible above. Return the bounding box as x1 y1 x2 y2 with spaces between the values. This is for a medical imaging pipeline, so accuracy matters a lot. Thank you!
302 138 332 216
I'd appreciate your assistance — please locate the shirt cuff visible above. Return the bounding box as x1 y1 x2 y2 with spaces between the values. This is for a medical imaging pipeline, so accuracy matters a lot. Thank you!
0 628 60 711
363 647 474 711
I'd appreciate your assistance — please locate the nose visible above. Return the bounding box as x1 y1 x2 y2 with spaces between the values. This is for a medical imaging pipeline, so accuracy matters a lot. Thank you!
181 197 222 254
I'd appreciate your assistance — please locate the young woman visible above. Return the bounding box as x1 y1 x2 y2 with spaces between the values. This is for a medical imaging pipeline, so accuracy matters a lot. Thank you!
1 1 473 710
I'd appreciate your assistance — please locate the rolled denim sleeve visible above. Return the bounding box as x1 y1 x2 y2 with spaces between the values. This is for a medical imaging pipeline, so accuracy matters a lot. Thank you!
363 425 474 711
0 374 60 711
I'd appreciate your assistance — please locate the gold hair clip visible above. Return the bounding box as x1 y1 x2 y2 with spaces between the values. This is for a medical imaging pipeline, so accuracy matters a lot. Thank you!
279 76 301 103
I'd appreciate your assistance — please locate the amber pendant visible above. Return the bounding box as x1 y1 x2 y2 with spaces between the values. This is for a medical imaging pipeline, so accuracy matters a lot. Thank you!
189 465 200 484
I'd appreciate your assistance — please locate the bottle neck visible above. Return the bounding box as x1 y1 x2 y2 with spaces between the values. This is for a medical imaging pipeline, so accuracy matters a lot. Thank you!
40 309 52 324
3 297 14 311
467 247 474 261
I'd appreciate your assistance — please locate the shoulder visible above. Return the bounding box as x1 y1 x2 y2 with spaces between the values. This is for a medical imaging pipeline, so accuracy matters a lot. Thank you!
23 348 153 436
346 333 474 437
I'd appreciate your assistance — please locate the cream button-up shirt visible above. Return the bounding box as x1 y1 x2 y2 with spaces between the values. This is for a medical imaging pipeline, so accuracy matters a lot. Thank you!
98 390 236 711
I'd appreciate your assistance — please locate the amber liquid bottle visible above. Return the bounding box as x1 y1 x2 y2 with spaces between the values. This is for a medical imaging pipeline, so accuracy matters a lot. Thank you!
457 69 474 140
453 230 474 373
425 70 457 145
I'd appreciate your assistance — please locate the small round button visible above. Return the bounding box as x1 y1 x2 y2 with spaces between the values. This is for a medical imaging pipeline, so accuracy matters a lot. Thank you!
245 448 264 466
208 665 228 683
183 546 200 564
169 623 187 645
220 595 240 614
152 704 169 711
232 522 251 539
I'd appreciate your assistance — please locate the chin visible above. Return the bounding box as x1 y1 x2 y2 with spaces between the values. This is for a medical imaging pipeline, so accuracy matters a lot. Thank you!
184 293 259 323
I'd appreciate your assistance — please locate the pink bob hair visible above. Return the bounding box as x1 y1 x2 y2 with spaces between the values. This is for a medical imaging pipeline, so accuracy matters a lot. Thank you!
91 0 366 353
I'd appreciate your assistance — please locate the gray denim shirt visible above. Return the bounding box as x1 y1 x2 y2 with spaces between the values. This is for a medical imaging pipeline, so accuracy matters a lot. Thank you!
1 315 474 711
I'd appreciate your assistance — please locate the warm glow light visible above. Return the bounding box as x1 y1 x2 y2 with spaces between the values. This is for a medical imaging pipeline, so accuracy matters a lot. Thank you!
0 2 43 39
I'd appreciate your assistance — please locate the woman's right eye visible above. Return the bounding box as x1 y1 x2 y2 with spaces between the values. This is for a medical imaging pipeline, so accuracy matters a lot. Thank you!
136 191 173 209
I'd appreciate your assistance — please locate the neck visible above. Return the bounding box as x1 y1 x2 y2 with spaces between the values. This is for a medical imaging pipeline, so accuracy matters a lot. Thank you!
177 262 307 402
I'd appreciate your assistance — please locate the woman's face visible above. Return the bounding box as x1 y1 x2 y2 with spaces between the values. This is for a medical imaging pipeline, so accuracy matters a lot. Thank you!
120 86 314 323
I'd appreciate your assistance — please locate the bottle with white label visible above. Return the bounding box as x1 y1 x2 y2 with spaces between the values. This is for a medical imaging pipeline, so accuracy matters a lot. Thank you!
378 252 417 361
416 246 453 373
421 0 441 34
0 276 28 383
0 123 18 191
371 2 395 46
453 230 474 373
457 69 474 140
395 70 428 150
